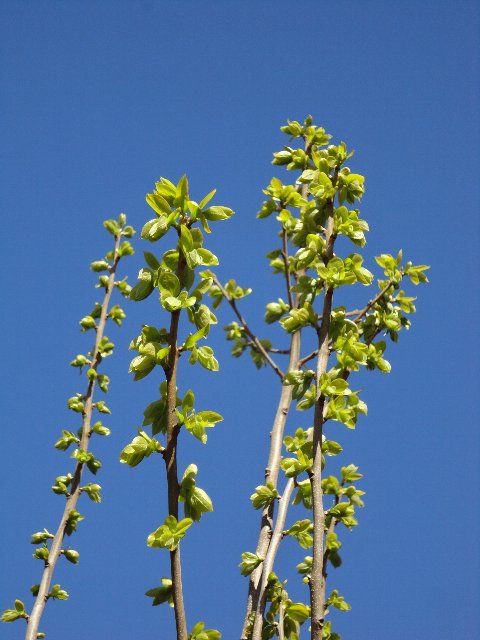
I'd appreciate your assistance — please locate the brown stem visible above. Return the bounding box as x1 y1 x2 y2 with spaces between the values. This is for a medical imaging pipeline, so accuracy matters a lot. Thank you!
213 275 284 379
352 280 395 322
163 252 188 640
25 234 122 640
281 229 294 310
251 478 295 640
321 482 344 590
310 175 338 640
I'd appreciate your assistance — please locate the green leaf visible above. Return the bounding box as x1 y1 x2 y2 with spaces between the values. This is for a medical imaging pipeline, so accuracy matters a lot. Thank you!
189 621 222 639
202 205 234 221
184 410 223 444
147 516 193 551
49 584 69 600
327 589 351 612
250 482 279 509
130 268 154 301
129 353 156 381
175 175 189 209
189 345 219 371
265 298 289 324
90 259 110 272
184 325 209 350
239 551 263 576
63 549 79 564
81 483 102 503
2 600 27 622
145 578 173 607
65 509 84 536
119 431 161 467
92 421 110 436
341 464 363 483
285 602 310 623
141 217 168 242
198 189 217 209
158 271 181 297
146 192 171 216
179 464 213 521
31 530 54 544
285 519 313 549
144 251 160 270
54 430 79 451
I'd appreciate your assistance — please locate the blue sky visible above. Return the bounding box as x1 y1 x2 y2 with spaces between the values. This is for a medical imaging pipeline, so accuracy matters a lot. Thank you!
1 1 479 639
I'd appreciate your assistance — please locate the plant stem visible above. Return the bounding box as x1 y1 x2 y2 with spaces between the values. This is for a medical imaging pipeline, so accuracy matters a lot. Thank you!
25 234 121 640
251 478 295 640
281 229 294 310
240 182 308 640
310 176 338 640
240 329 300 639
212 275 284 379
163 251 188 640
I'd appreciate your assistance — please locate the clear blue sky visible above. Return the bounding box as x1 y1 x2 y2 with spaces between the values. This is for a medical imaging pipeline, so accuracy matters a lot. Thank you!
1 2 478 639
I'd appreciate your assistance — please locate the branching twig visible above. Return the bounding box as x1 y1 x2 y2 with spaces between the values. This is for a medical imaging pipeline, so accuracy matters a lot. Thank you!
297 280 396 369
212 274 284 379
352 280 395 322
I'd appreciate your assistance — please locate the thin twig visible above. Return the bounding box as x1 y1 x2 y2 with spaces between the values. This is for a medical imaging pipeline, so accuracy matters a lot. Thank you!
245 340 290 355
352 280 395 322
212 274 284 379
281 229 294 309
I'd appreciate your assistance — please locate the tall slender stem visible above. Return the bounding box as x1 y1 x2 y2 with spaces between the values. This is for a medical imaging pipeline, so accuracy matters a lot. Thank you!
25 234 122 640
240 178 309 639
251 478 295 640
163 252 188 640
241 328 301 638
310 176 338 640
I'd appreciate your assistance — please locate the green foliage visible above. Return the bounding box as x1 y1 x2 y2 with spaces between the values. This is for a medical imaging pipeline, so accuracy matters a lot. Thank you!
239 552 263 576
147 516 193 551
218 115 428 638
125 176 232 636
2 214 135 635
1 600 28 623
179 464 214 521
146 579 173 607
285 519 314 549
250 483 279 509
119 430 162 467
189 621 222 639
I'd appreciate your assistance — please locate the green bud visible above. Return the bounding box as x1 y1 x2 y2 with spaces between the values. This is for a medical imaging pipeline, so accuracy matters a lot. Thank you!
79 316 96 331
90 260 110 272
63 549 79 564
